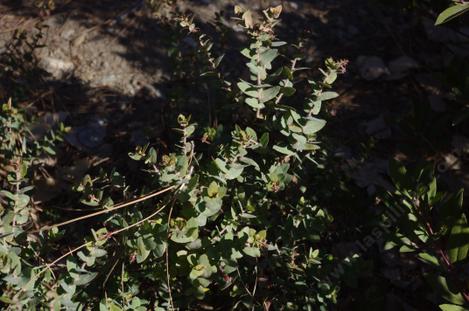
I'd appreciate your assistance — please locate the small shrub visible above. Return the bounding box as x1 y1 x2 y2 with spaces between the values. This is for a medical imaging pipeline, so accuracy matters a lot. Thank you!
0 6 347 310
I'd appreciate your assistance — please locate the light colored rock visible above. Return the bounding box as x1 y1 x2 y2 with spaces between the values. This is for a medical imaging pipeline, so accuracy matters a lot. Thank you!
289 2 299 10
65 117 107 151
97 74 118 86
61 28 75 40
387 56 419 80
40 57 74 78
356 56 389 80
364 115 391 139
352 159 392 195
437 153 461 173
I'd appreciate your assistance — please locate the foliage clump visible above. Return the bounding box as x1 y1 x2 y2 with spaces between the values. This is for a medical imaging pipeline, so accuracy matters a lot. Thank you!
0 6 346 310
0 3 468 311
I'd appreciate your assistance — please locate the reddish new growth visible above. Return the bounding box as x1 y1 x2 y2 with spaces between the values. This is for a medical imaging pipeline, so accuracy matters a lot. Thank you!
336 59 349 74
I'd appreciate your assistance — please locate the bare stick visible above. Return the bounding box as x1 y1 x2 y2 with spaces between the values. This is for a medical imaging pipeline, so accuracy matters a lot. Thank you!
34 185 176 233
165 199 176 310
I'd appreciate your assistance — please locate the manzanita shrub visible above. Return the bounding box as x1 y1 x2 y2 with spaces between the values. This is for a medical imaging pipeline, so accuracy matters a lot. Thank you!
0 6 346 310
383 161 468 310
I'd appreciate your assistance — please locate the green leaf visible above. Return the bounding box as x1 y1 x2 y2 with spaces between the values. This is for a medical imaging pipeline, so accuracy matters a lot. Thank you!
90 247 107 258
324 71 337 85
245 127 257 140
292 133 307 151
0 190 15 201
16 194 30 209
427 178 437 201
203 197 223 216
303 118 326 135
389 159 408 190
442 189 464 220
281 86 296 96
185 125 195 137
306 99 322 115
273 145 295 156
243 246 261 257
136 237 151 263
435 4 469 25
171 218 199 244
259 86 281 103
190 255 216 280
101 301 123 311
426 274 466 306
271 41 287 47
239 213 256 219
418 252 439 266
226 164 244 180
259 133 269 147
247 62 267 80
245 98 263 109
214 158 228 173
399 245 414 253
241 48 252 59
259 49 278 68
0 296 13 304
439 304 469 311
213 55 224 68
384 241 397 251
77 251 96 266
256 230 267 241
74 272 98 286
153 240 167 258
240 157 260 170
190 264 206 280
447 215 469 264
60 280 76 294
318 91 339 101
207 181 219 197
66 259 78 272
237 81 257 97
42 146 56 155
